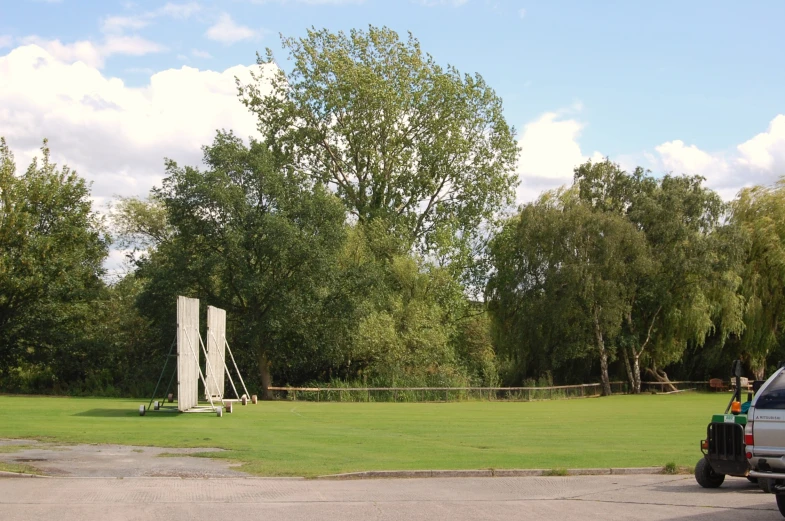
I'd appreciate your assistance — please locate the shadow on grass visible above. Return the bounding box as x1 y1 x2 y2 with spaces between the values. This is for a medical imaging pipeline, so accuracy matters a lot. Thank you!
73 408 180 418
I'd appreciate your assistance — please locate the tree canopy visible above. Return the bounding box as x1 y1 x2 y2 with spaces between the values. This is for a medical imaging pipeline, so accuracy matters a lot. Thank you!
2 27 784 398
136 131 347 397
0 138 109 386
238 26 519 267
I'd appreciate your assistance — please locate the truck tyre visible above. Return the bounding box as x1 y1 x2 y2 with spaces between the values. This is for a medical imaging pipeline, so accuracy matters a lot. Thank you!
695 458 725 488
776 494 785 517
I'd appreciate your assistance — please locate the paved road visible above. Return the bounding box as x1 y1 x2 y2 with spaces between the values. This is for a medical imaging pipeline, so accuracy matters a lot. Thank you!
0 474 781 521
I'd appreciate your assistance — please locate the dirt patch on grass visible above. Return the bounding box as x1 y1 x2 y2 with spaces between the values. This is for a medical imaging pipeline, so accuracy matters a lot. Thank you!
0 439 249 478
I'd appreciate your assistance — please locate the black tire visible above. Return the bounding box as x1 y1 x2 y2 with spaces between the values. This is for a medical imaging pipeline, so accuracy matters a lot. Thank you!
776 494 785 517
747 476 759 483
695 458 725 488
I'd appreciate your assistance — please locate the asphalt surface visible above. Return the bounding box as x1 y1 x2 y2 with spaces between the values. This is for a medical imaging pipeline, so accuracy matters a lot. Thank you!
1 474 782 521
0 439 246 478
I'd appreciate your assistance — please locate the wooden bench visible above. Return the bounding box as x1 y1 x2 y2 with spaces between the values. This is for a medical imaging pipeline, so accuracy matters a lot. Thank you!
709 378 728 392
731 377 751 393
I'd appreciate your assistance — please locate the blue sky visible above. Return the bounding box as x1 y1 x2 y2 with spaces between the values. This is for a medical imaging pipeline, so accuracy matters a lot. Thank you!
1 0 784 209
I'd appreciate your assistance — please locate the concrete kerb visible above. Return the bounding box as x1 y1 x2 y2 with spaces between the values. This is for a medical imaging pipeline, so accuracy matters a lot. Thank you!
316 466 666 480
0 467 667 480
0 471 47 478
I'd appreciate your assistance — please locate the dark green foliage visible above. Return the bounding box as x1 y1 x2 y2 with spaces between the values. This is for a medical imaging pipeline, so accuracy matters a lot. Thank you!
135 131 348 397
0 138 109 392
487 188 651 394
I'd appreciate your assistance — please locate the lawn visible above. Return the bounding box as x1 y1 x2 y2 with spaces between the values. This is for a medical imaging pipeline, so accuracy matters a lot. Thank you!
0 393 729 477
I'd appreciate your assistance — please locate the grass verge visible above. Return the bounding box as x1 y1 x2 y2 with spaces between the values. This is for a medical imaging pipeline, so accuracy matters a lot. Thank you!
0 393 727 477
0 461 43 475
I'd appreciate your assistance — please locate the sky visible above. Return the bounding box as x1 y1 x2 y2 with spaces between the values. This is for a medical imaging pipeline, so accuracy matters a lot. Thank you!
1 0 784 217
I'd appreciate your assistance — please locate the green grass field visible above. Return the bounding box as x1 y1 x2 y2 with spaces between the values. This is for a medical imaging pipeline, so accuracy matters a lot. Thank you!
0 393 730 477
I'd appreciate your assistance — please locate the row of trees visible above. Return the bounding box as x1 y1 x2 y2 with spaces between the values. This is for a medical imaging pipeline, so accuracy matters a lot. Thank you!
1 26 783 397
488 162 785 394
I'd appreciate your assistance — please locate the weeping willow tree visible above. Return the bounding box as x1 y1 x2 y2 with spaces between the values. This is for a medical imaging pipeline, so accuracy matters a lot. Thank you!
733 178 785 379
487 188 651 395
575 159 746 392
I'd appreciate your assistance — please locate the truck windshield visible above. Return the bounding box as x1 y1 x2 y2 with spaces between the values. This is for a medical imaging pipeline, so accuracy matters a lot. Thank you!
756 372 785 410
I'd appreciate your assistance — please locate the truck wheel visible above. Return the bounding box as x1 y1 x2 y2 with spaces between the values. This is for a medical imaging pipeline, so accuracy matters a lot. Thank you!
695 458 725 488
776 494 785 517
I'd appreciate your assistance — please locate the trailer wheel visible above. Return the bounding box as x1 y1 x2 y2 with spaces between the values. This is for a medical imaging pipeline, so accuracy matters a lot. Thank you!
241 396 247 406
216 407 223 417
154 401 160 411
251 395 258 404
226 402 233 414
695 457 725 488
139 405 145 416
167 393 173 403
776 494 785 517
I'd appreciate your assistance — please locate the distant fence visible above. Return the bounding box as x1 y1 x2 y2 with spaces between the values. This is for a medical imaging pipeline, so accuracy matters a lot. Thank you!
267 382 628 402
267 381 720 402
639 381 711 393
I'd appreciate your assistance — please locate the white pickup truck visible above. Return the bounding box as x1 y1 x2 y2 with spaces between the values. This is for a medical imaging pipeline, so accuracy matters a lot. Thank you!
747 365 785 517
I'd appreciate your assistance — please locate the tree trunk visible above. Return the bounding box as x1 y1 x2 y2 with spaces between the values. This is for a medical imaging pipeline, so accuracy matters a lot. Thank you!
632 351 641 394
622 348 635 394
257 349 273 400
644 364 677 393
593 309 612 397
624 310 656 395
753 364 765 381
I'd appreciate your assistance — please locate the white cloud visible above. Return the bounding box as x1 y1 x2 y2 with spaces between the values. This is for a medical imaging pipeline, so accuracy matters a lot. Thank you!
0 44 276 209
655 140 726 175
101 2 202 34
518 8 526 18
102 15 150 34
206 13 258 44
19 37 106 68
157 2 202 18
19 35 164 69
102 35 166 56
737 115 785 171
0 35 13 48
651 115 785 200
192 49 212 58
515 110 602 203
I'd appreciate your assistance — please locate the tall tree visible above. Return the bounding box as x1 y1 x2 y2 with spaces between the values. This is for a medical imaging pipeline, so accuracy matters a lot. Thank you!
575 160 745 392
733 178 785 379
487 189 651 395
136 132 347 398
0 138 108 384
238 26 519 276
